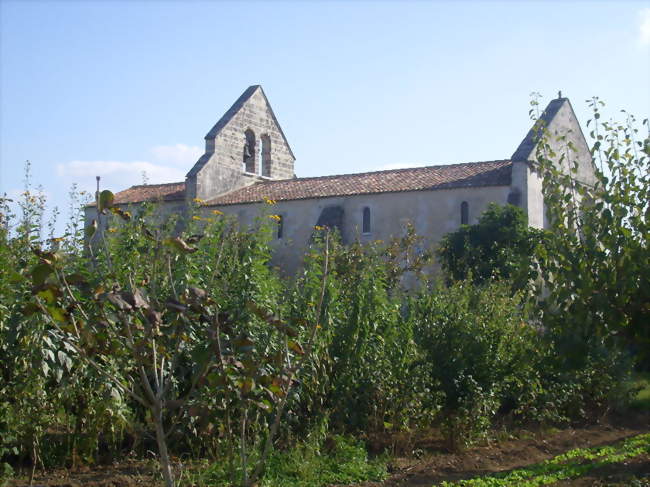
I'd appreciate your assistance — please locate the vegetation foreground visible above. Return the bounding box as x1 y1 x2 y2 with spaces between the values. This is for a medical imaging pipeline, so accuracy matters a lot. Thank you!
1 99 648 487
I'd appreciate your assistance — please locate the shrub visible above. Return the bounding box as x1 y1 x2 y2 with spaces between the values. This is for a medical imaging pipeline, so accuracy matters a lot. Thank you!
437 203 543 292
291 227 430 435
411 280 538 450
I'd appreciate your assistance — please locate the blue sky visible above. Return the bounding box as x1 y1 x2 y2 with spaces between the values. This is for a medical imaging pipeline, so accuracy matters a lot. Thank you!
1 0 649 231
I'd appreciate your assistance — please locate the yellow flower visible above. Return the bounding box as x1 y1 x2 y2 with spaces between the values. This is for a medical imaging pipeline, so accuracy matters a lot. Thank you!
268 214 281 221
264 197 276 205
211 209 223 215
107 228 117 233
314 225 324 231
192 215 202 221
193 198 204 204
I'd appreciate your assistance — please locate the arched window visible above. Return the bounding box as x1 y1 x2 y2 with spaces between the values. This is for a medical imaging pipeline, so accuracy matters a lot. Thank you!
260 134 271 177
243 129 256 173
460 201 469 225
362 207 371 234
277 215 284 239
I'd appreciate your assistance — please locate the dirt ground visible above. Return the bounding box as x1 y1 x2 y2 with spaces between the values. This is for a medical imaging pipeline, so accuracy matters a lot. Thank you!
356 412 650 486
7 459 156 487
8 413 650 487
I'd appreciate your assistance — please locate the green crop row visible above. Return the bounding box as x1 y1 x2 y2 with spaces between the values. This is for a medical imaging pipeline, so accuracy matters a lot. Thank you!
437 433 650 487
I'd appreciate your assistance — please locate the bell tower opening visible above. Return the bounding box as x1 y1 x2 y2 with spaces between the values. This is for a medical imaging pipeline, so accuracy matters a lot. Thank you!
243 129 256 173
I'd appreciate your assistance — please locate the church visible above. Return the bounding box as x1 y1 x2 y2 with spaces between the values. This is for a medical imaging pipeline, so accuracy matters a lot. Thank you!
91 85 596 274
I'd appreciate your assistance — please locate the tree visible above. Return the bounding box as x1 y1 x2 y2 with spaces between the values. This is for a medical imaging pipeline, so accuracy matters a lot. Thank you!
533 97 650 368
25 193 329 487
437 203 543 290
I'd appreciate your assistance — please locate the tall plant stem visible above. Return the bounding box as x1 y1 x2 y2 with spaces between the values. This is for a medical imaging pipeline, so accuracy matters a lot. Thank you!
153 401 175 487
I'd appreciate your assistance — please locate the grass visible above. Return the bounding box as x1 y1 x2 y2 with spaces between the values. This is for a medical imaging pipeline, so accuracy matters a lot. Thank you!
630 372 650 411
435 433 650 487
184 435 388 487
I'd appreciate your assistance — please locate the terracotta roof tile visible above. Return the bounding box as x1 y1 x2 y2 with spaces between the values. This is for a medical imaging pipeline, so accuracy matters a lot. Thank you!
207 160 512 206
111 182 186 204
102 160 512 206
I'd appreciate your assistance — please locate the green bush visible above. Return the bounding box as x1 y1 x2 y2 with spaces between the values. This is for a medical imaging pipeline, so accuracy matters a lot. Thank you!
291 227 430 435
410 280 538 450
437 203 543 292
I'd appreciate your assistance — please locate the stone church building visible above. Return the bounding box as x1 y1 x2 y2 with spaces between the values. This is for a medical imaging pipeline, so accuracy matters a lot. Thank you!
93 85 596 273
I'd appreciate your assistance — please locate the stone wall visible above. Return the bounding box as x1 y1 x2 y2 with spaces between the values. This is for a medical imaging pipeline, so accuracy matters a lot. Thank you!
206 185 511 274
188 87 295 201
510 99 596 230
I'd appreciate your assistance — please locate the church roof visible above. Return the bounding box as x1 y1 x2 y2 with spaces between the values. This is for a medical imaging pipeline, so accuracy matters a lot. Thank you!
110 181 186 205
108 160 511 206
206 160 512 206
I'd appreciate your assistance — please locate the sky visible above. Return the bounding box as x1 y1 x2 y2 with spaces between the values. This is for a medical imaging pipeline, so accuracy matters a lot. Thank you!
1 0 649 233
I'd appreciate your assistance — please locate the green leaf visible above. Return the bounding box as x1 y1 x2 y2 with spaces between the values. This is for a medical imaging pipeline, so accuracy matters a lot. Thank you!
98 190 114 213
48 306 68 323
37 285 61 304
288 340 305 356
31 262 54 286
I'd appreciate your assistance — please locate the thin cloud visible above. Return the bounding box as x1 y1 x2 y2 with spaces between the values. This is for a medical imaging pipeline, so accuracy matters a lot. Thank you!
640 8 650 46
55 142 200 194
57 160 185 194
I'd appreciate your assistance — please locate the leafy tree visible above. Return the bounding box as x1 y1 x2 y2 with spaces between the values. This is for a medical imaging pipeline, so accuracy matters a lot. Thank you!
533 97 649 368
437 203 543 290
25 193 329 487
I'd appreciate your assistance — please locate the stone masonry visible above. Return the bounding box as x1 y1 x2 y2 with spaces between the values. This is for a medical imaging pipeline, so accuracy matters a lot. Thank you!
185 86 295 201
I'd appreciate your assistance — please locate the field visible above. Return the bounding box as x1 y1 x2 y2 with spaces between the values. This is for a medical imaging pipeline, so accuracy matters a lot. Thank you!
7 412 649 487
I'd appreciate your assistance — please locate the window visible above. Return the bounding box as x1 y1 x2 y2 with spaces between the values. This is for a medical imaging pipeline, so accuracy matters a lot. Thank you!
243 129 256 173
362 207 371 234
277 215 284 239
260 134 271 177
460 201 469 225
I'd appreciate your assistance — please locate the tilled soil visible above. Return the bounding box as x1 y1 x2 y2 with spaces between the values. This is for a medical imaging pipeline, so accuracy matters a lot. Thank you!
8 413 650 487
7 459 158 487
354 413 650 486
